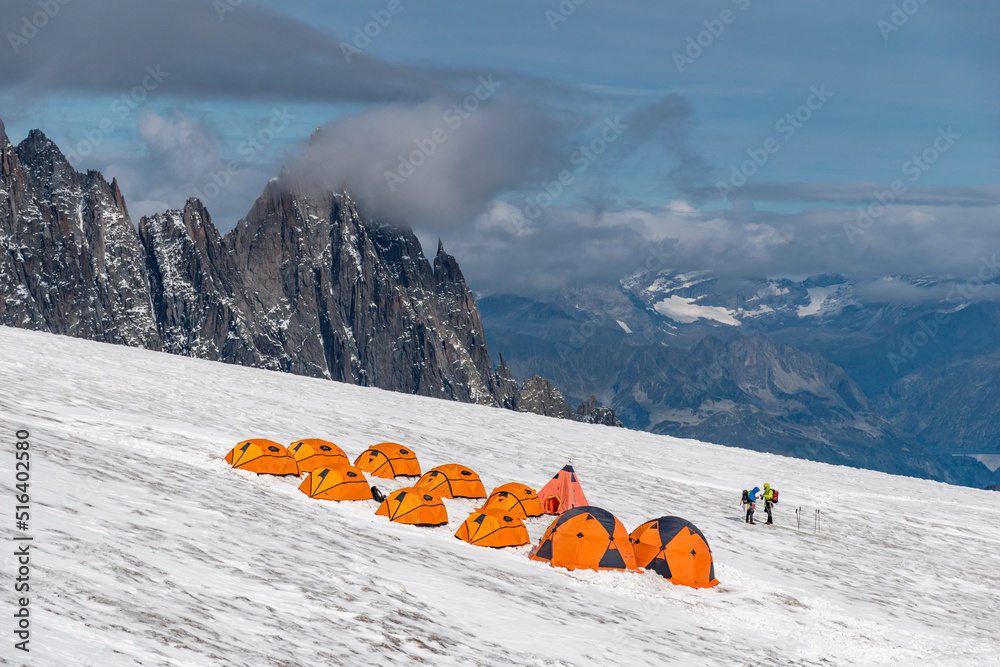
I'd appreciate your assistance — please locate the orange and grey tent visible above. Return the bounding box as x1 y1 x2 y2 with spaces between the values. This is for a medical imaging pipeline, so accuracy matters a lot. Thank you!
289 439 349 473
455 509 530 548
375 487 448 526
298 466 373 501
479 483 544 518
529 506 637 572
537 464 588 514
415 464 487 499
354 443 421 479
630 516 719 589
225 439 299 476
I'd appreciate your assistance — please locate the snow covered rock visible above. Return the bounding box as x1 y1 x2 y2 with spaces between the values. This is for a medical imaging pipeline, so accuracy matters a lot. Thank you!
1 120 581 413
0 126 160 348
225 179 502 402
138 198 270 367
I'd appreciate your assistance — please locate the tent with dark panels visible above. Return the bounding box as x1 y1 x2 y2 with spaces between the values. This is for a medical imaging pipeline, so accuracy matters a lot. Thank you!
354 443 421 479
454 509 530 548
479 483 544 518
224 439 299 476
630 516 719 589
375 487 448 526
529 506 637 572
415 464 487 499
537 464 588 514
289 439 349 473
298 466 373 501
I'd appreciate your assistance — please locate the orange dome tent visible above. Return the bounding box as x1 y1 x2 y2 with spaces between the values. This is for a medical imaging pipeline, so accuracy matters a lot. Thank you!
298 466 373 501
375 487 448 526
537 464 588 514
479 483 544 518
529 506 637 572
354 443 421 479
225 439 299 476
455 509 530 548
415 464 487 499
290 439 349 473
630 516 719 589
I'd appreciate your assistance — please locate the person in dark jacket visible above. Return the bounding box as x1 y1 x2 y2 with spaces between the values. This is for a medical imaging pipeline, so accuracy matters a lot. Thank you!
744 486 760 524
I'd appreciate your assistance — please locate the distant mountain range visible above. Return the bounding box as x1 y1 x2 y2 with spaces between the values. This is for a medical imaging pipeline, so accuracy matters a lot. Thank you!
3 117 994 488
479 268 1000 488
0 118 616 425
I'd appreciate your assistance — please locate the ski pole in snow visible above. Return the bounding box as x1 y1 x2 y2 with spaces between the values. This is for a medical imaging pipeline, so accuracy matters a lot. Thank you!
796 506 801 531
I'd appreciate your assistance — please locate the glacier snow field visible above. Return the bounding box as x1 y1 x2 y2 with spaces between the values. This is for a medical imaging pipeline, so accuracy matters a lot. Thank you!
0 326 998 666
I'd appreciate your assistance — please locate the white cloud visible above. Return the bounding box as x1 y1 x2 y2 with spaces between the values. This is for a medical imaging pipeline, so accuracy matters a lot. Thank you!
447 195 1000 300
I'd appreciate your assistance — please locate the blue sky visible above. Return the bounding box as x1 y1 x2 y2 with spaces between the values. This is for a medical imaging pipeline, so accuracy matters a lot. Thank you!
1 0 997 295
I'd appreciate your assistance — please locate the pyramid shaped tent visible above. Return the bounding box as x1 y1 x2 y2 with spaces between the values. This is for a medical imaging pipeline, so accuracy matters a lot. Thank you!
537 464 588 515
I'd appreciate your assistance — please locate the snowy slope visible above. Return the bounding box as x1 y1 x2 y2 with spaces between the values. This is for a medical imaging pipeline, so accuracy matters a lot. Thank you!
1 326 998 666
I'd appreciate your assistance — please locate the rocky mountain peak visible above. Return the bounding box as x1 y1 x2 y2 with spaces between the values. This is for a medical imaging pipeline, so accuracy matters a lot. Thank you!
18 130 72 168
17 129 74 180
2 124 160 349
139 199 265 364
223 171 509 402
110 177 129 214
519 375 576 419
0 120 17 179
433 239 466 286
493 353 521 410
1 118 620 433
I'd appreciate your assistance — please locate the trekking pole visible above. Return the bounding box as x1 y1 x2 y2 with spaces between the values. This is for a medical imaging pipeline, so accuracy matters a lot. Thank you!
796 507 800 530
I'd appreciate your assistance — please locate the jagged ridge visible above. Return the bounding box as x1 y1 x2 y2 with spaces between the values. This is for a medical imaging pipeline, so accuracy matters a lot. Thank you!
0 121 620 422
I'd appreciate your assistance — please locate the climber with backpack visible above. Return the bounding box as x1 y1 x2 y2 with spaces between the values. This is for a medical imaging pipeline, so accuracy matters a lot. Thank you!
741 486 760 524
761 483 778 525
